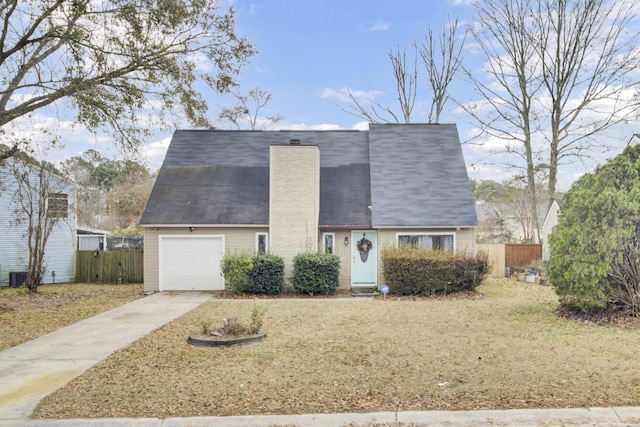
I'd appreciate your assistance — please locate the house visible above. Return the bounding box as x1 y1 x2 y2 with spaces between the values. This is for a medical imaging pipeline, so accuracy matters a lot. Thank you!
541 198 561 261
475 200 543 244
0 158 76 287
140 123 478 292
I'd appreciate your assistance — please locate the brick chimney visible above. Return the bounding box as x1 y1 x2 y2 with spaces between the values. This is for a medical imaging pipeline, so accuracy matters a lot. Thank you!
269 140 320 279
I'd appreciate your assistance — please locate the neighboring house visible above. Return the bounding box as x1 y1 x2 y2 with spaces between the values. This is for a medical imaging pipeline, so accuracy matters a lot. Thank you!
0 158 76 287
474 201 521 243
140 123 478 292
541 198 562 261
475 201 529 243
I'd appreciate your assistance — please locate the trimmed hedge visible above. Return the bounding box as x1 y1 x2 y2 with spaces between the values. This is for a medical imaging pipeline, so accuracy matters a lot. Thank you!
291 252 341 295
382 246 490 295
247 253 285 295
221 252 254 294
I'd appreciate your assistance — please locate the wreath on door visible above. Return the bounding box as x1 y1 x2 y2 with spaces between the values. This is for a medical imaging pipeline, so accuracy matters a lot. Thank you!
357 234 372 262
357 235 372 254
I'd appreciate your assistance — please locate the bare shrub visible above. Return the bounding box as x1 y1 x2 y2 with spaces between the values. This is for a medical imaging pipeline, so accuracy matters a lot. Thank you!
608 236 640 316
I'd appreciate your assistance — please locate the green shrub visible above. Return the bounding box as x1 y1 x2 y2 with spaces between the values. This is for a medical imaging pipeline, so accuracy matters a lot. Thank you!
247 253 284 295
549 143 640 314
291 252 341 295
220 252 253 294
381 245 489 295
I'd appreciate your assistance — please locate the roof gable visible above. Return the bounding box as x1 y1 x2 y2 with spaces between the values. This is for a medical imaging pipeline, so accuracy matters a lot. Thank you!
368 124 477 227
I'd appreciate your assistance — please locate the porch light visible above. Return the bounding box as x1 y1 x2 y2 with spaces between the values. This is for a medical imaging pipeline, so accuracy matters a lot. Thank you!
344 236 349 245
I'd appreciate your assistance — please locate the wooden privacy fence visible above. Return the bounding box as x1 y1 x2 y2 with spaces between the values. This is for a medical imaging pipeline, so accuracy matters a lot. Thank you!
477 244 505 279
477 244 542 278
505 244 542 271
75 250 143 284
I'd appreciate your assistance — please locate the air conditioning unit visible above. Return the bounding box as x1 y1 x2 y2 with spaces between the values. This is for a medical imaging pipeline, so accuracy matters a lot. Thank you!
9 272 27 288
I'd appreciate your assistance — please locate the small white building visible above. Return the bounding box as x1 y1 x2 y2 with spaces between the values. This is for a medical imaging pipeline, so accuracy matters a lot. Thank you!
77 226 109 251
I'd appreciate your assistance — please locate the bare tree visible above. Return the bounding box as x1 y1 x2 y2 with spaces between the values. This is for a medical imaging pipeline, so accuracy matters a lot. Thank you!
420 18 467 123
463 0 543 242
10 157 73 292
508 173 549 243
474 175 545 243
218 87 283 130
465 0 640 219
535 0 640 201
342 18 465 125
343 44 418 123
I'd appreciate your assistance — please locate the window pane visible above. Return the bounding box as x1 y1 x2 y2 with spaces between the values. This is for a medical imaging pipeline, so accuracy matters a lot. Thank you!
398 234 453 252
257 234 267 253
324 234 334 254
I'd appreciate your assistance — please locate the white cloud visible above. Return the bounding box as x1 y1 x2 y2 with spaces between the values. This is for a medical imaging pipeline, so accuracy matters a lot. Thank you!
367 20 390 32
321 87 383 103
272 123 343 131
140 136 172 172
351 121 369 131
189 52 213 72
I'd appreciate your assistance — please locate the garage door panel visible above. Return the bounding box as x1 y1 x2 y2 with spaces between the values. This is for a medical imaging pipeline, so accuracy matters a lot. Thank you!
160 236 224 291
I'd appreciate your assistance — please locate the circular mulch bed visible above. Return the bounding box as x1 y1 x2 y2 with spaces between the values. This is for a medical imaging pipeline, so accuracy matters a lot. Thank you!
187 330 267 347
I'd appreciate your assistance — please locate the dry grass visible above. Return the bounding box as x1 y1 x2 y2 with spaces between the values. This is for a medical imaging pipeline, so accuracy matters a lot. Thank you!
0 283 145 351
34 279 640 419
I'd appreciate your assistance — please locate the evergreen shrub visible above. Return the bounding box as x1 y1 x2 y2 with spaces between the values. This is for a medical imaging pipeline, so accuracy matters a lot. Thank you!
247 253 284 295
549 143 640 314
291 252 341 295
220 252 253 294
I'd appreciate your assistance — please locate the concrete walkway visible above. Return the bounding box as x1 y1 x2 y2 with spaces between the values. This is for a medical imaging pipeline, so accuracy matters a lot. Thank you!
0 292 212 422
1 292 640 426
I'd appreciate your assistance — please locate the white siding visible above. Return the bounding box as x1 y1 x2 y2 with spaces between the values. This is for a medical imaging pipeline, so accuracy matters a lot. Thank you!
541 201 560 261
0 160 76 286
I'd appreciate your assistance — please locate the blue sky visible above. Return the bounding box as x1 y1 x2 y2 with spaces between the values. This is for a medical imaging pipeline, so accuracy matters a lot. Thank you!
218 0 470 127
6 0 639 191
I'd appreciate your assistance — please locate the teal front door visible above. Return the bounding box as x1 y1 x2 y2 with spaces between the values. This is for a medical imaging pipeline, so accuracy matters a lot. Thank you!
351 231 377 286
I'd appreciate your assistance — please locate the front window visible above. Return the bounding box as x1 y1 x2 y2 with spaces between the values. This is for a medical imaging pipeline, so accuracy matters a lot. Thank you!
397 233 454 252
323 232 335 254
256 233 268 254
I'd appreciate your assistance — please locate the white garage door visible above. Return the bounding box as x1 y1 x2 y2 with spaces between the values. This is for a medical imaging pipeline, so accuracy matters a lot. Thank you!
159 235 225 291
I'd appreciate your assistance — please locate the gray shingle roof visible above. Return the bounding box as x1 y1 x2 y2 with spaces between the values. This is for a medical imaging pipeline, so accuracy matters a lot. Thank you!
140 125 477 227
368 124 477 227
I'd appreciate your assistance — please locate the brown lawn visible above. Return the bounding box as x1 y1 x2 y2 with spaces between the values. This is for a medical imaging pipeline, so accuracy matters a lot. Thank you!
32 279 640 419
0 283 145 351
